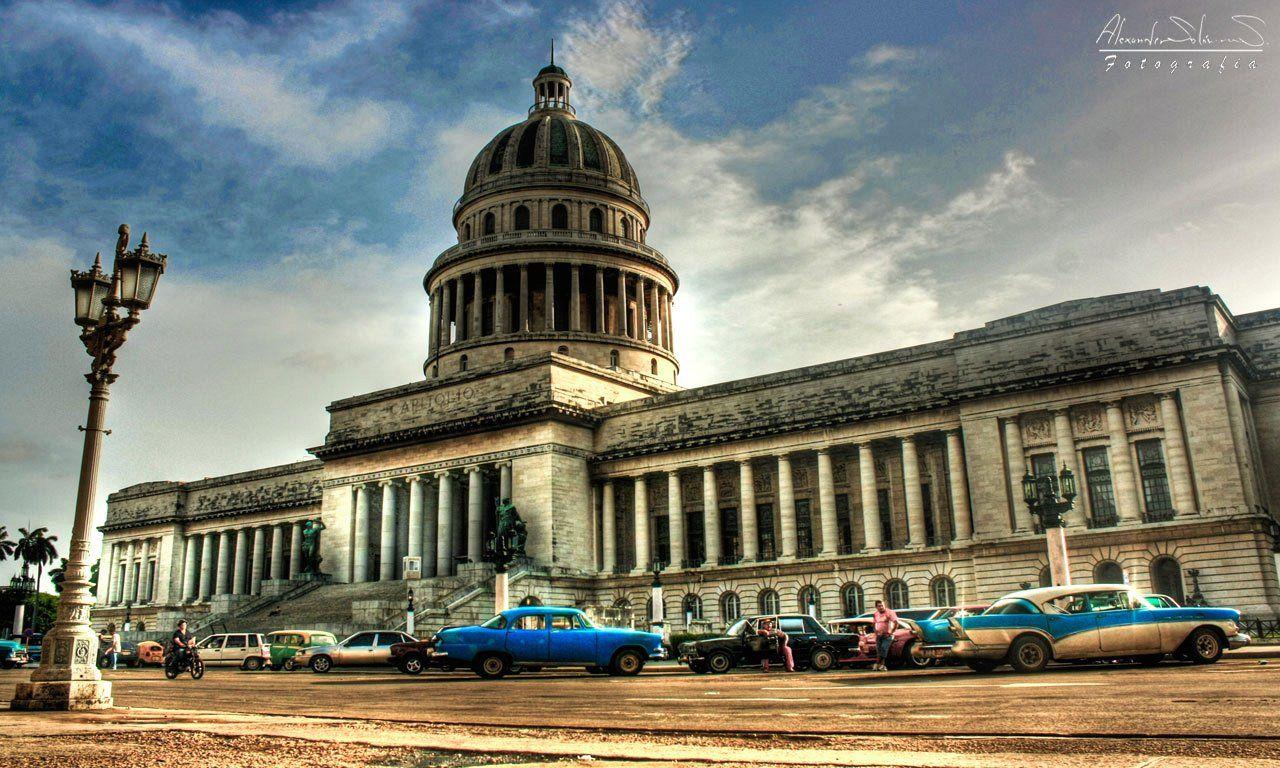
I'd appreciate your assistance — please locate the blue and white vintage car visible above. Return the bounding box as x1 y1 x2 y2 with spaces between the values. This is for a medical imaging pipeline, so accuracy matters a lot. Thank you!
428 606 666 678
948 584 1249 673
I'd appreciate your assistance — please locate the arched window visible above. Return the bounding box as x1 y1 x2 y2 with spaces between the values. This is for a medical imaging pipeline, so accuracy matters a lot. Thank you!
1094 560 1125 584
682 594 703 622
930 576 957 607
503 347 515 361
462 223 471 240
516 121 539 167
841 583 865 617
757 588 780 615
483 212 495 236
589 208 604 233
551 204 568 229
884 579 910 610
1150 556 1185 603
487 128 513 174
798 585 821 619
609 350 619 369
720 592 741 624
650 359 658 375
576 124 602 170
514 205 530 230
549 117 569 165
1038 565 1053 588
519 595 541 606
459 355 468 372
620 217 631 239
557 345 569 354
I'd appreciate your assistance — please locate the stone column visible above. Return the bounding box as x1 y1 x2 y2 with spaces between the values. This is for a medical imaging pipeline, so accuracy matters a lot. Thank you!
269 524 285 580
422 476 439 577
199 534 215 600
777 455 797 559
1052 410 1086 527
602 480 617 573
738 460 758 562
702 465 721 565
215 530 232 595
466 467 484 563
428 287 439 357
380 480 398 581
182 536 199 602
407 476 424 560
902 437 927 547
616 271 628 337
1159 392 1197 515
519 264 530 332
543 263 555 331
137 538 151 603
945 430 973 541
636 277 647 342
435 472 454 577
250 527 266 595
1004 418 1033 532
453 277 466 341
667 471 685 570
570 265 581 331
289 521 302 578
859 443 882 551
499 462 513 501
100 542 116 606
494 267 506 334
440 281 452 347
594 267 606 333
353 484 371 582
816 449 839 556
1105 401 1142 524
473 270 485 337
232 528 249 595
650 282 662 347
664 292 674 349
634 476 650 572
1222 373 1259 508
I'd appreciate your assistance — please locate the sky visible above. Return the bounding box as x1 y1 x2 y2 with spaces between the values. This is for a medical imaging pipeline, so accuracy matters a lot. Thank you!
1 0 1276 584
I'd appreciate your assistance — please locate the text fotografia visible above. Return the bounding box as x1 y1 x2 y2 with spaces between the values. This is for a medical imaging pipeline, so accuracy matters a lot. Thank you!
1096 13 1266 73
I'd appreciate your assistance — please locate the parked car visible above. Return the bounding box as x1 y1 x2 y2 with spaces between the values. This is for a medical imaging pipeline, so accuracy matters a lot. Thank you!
913 605 989 660
0 639 29 669
428 606 666 679
136 640 165 666
828 617 931 668
948 584 1250 673
389 637 462 674
1145 594 1181 609
264 629 338 671
857 607 950 622
99 640 138 668
679 614 853 674
195 632 271 670
295 630 416 673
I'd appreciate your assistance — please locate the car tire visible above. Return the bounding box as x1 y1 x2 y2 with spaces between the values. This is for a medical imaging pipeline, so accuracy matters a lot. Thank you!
400 654 425 675
900 640 933 670
610 649 645 677
688 660 710 674
283 658 297 672
1184 627 1224 664
243 657 263 671
473 653 510 679
706 651 734 674
809 647 836 673
0 661 14 670
1008 635 1051 673
310 655 333 673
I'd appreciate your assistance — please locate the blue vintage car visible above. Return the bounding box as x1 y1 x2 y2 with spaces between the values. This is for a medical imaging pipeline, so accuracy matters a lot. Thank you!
913 604 989 659
948 584 1249 673
428 606 667 679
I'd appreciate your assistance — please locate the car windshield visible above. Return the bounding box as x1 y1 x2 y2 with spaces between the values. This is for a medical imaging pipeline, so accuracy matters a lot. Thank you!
726 619 750 636
481 614 507 629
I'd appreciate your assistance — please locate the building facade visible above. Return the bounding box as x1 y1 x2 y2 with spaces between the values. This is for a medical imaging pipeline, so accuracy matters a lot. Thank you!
95 63 1280 633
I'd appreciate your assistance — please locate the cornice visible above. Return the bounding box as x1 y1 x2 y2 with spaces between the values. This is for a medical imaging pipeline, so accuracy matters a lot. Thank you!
322 443 592 487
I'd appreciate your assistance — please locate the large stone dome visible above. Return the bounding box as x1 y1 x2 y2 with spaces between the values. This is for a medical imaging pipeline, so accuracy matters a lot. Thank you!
463 115 642 199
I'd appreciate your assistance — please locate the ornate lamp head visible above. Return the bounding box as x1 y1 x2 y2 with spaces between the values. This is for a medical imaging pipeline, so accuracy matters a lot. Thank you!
1058 465 1077 502
70 253 113 328
114 231 167 312
1021 471 1038 507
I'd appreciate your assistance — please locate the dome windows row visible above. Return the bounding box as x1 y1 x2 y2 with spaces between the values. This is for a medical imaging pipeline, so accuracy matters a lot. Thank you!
459 200 646 243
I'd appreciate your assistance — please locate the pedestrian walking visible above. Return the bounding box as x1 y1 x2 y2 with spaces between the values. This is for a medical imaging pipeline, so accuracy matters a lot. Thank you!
872 600 898 671
758 618 795 672
105 623 121 671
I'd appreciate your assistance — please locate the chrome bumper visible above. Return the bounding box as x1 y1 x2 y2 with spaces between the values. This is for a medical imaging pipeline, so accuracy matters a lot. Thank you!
650 646 669 660
949 640 1007 661
1229 632 1251 650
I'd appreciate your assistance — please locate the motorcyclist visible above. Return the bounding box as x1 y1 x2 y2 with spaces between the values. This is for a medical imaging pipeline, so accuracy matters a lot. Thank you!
168 619 194 669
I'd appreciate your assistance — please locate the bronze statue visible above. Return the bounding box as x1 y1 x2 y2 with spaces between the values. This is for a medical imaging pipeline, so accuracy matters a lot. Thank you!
484 498 527 570
300 518 326 574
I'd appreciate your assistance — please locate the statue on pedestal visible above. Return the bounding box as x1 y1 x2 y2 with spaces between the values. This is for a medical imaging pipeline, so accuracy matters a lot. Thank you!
300 518 326 575
484 498 527 571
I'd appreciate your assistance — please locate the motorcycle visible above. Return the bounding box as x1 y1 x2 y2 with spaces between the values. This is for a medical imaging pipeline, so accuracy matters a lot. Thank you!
163 645 205 680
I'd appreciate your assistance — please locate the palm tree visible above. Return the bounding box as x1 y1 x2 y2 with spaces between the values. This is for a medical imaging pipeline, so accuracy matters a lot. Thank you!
0 526 15 562
50 558 69 594
16 527 59 594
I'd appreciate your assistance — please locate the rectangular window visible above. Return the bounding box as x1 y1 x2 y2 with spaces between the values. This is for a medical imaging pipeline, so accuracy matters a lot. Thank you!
921 484 936 546
835 494 853 554
877 488 894 549
1082 447 1118 527
720 506 740 564
1030 452 1056 480
756 503 776 560
795 499 814 557
1136 439 1173 521
685 510 705 567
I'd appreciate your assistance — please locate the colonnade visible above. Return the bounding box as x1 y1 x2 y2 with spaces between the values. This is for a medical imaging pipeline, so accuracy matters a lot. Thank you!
101 536 159 606
347 461 513 582
428 263 673 356
597 430 973 574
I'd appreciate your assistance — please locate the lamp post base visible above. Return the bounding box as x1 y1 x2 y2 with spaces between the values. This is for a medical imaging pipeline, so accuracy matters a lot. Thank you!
11 680 113 711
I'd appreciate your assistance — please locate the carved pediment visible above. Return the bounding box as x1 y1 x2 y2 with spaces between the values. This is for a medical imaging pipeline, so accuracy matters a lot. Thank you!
1073 405 1105 437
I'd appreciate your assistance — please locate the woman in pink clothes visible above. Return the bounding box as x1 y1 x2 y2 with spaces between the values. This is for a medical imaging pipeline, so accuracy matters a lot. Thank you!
757 618 795 672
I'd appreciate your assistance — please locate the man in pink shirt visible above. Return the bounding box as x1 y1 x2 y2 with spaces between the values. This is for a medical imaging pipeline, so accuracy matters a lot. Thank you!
872 600 898 671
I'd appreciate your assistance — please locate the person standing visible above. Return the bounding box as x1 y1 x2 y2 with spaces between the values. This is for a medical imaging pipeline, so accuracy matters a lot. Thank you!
757 618 795 673
105 623 121 671
872 600 898 671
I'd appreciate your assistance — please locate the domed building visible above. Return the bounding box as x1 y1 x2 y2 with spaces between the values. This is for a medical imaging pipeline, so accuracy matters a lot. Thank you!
94 61 1280 636
424 64 679 384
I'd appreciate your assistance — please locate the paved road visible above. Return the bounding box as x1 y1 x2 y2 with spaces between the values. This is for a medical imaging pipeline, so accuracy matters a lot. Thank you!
3 658 1277 738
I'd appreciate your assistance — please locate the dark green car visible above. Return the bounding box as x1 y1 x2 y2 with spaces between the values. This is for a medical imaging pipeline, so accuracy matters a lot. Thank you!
265 629 337 671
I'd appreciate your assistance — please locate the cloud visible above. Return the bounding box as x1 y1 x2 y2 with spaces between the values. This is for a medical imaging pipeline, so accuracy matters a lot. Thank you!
4 0 407 168
864 43 917 67
561 0 692 114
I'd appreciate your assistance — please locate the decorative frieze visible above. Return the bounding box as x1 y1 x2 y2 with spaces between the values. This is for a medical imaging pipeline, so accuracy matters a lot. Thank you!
1073 405 1106 437
1126 396 1161 431
1021 413 1054 446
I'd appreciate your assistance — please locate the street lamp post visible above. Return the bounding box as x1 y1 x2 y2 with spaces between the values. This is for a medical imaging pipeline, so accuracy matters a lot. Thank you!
9 574 35 637
1021 465 1078 587
649 560 664 636
11 224 165 711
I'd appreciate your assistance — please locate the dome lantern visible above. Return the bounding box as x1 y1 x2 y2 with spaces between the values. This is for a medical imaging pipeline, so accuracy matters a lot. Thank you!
531 41 573 117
